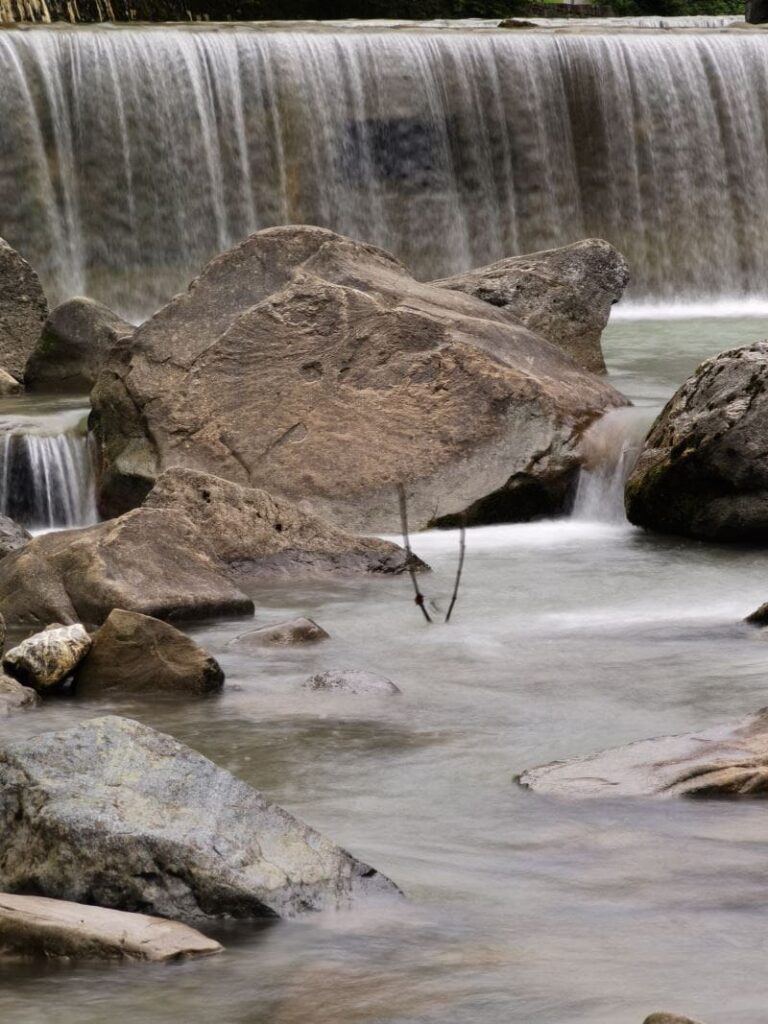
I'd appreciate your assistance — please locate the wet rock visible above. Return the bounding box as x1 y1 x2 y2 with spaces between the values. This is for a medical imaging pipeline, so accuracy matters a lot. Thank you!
0 515 31 559
626 341 768 541
0 507 254 628
3 624 91 691
433 238 628 374
74 609 224 697
519 708 768 798
24 297 133 395
643 1016 705 1024
143 467 421 576
0 893 222 961
304 669 401 695
746 602 768 625
90 225 628 530
231 617 330 648
0 238 48 381
0 675 39 714
0 715 400 920
0 369 22 396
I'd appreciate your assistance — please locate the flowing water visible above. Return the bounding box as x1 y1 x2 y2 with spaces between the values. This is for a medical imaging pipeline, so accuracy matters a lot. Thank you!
2 23 768 318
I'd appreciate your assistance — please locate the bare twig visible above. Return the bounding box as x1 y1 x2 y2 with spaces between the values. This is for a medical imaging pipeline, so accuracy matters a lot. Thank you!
444 518 466 624
397 482 433 623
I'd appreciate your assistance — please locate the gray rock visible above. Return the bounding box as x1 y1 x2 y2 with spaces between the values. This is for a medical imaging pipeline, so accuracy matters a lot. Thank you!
0 515 31 559
626 341 768 541
304 669 401 695
0 369 22 396
3 624 91 691
0 715 400 919
232 617 330 648
74 609 224 697
0 893 222 961
519 708 768 798
24 297 133 395
143 467 422 576
0 507 254 628
433 238 628 374
0 675 39 715
90 226 628 530
0 238 48 381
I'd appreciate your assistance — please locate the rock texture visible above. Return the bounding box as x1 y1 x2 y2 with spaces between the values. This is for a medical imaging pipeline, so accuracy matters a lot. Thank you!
3 624 91 691
0 716 400 919
519 709 768 798
0 507 253 627
74 609 224 697
433 238 628 374
24 297 133 395
143 468 420 575
0 238 48 381
626 341 768 541
0 369 22 396
90 226 628 531
0 515 31 559
643 1016 705 1024
231 617 330 648
304 669 401 695
0 893 222 961
0 675 38 715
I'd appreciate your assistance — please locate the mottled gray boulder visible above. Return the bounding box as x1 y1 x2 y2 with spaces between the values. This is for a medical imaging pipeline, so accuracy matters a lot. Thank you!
74 609 224 697
0 894 221 961
0 675 38 714
304 669 401 696
0 515 31 559
519 709 768 798
231 617 330 649
644 1016 705 1024
0 716 400 919
0 507 253 627
0 238 48 381
433 239 629 374
91 226 627 530
626 341 768 541
3 624 91 691
0 369 22 396
24 297 133 395
143 468 420 576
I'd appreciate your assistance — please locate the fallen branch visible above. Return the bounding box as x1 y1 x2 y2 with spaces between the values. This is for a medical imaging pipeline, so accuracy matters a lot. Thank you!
397 482 433 623
444 517 466 624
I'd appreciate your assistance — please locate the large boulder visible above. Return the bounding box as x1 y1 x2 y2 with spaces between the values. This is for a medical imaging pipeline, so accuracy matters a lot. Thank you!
90 226 628 531
74 609 224 697
433 239 628 374
24 297 133 395
0 893 221 961
625 341 768 541
143 468 419 576
0 716 400 919
0 238 48 381
0 507 253 627
518 709 768 798
3 624 91 692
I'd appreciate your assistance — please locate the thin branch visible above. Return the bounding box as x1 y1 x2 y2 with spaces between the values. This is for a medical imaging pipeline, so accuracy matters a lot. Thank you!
397 482 432 623
444 518 466 624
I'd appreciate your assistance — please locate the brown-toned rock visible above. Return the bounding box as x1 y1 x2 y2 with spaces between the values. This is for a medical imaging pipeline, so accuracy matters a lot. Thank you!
643 1015 705 1024
0 238 48 381
0 674 38 714
231 617 329 648
0 369 22 396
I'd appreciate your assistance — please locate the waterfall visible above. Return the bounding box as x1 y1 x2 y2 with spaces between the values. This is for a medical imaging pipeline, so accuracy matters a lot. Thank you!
571 407 653 524
1 26 767 319
0 406 97 529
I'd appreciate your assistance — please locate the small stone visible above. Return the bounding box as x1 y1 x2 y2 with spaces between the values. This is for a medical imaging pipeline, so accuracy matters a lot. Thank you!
643 1015 706 1024
0 674 39 714
0 369 22 396
3 623 91 691
231 617 330 648
304 669 401 695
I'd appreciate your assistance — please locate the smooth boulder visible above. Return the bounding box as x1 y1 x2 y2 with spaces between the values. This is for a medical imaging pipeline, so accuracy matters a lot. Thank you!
0 238 48 380
3 624 91 691
0 507 254 627
24 297 133 394
90 226 628 530
626 341 768 541
74 609 224 696
0 514 31 558
0 893 221 961
0 675 38 714
143 467 420 575
433 238 628 374
519 709 768 798
0 716 400 919
231 617 330 648
304 669 401 695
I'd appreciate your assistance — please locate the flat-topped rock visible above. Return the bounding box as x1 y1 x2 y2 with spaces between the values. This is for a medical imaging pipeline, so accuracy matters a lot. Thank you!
0 238 48 380
519 709 768 798
0 893 221 961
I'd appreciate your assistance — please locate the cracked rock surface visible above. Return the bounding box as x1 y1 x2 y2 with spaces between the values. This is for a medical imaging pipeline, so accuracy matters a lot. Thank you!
0 237 48 381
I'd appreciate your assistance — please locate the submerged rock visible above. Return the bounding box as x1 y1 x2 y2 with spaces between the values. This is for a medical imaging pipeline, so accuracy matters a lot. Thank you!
143 468 420 575
0 238 48 381
0 675 39 715
0 716 400 919
74 609 224 697
519 709 768 798
25 297 133 395
304 669 401 695
0 515 31 559
643 1016 705 1024
0 893 222 961
0 507 254 627
626 341 768 541
91 225 627 530
433 238 628 374
3 624 91 692
232 617 330 648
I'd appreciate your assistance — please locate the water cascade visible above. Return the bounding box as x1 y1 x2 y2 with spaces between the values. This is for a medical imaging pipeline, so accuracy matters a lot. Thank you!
1 27 768 319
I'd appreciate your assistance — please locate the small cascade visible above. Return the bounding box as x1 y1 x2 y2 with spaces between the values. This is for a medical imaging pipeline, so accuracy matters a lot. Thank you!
571 407 654 524
0 403 98 530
